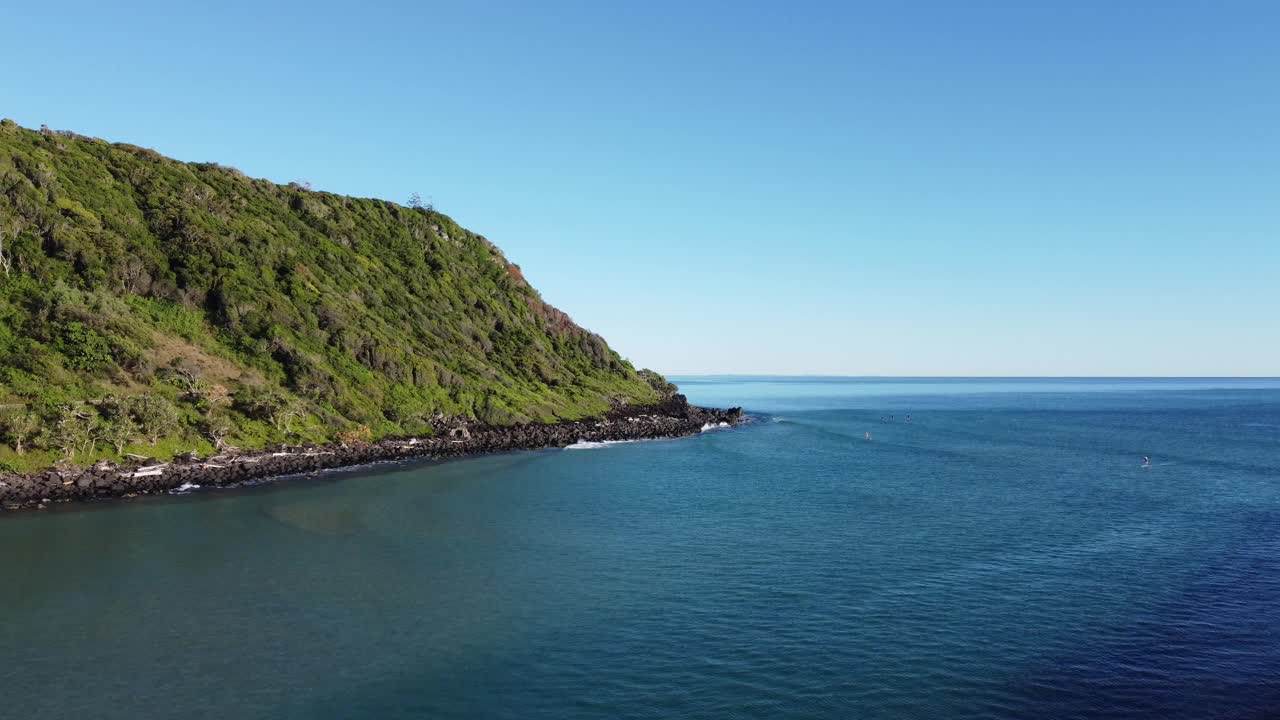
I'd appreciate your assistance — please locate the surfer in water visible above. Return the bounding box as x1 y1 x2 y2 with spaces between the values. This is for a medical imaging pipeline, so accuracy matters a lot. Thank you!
866 431 871 441
1143 456 1151 468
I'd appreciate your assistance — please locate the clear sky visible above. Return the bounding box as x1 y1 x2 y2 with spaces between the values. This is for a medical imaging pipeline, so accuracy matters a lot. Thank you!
3 1 1277 375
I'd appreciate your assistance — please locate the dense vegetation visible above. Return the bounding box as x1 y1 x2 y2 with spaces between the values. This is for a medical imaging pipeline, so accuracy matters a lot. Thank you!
0 120 669 471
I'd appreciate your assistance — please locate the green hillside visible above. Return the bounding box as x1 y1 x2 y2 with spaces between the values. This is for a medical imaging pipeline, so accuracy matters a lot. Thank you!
0 120 667 471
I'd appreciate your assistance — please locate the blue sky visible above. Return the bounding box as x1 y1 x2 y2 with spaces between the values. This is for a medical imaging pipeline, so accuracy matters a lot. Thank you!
4 1 1277 375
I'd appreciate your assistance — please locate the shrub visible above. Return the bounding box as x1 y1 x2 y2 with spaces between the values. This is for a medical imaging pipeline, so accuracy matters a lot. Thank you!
56 321 112 371
336 425 372 446
637 368 677 399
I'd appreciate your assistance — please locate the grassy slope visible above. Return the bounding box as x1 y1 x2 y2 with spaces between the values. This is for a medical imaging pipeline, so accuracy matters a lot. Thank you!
0 120 664 471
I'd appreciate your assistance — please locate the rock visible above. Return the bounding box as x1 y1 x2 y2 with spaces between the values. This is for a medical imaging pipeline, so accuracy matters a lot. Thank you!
0 403 744 511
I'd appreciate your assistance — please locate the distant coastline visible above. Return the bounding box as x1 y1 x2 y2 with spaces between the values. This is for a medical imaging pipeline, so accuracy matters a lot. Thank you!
0 397 742 512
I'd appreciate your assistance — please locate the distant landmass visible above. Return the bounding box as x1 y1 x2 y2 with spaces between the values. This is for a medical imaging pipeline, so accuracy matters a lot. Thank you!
0 119 684 474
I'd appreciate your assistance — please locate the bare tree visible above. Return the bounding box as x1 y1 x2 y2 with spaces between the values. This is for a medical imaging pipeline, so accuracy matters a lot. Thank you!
407 192 424 210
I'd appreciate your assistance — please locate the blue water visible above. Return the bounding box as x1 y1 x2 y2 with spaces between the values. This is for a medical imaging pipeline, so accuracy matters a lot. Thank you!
3 377 1280 719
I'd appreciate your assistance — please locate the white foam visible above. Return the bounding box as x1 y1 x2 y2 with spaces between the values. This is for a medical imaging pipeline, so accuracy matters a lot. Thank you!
170 482 201 494
564 439 640 450
700 422 730 432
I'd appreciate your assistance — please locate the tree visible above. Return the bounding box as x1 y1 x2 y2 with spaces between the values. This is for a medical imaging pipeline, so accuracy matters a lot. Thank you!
163 361 231 409
236 388 305 434
272 396 304 434
407 192 434 213
200 414 232 450
97 396 137 453
0 216 20 278
162 358 203 397
43 405 99 458
100 412 140 454
0 408 40 455
127 395 180 445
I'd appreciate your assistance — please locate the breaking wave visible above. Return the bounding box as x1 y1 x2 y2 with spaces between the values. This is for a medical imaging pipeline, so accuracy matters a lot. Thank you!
564 439 642 450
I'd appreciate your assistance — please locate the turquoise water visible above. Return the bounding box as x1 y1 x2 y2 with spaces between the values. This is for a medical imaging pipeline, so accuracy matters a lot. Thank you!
3 377 1280 719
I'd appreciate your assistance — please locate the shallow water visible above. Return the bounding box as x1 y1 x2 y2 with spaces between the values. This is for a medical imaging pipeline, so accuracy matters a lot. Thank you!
3 377 1279 719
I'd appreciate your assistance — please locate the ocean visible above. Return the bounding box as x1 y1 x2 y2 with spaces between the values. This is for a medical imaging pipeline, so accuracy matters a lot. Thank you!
3 377 1279 719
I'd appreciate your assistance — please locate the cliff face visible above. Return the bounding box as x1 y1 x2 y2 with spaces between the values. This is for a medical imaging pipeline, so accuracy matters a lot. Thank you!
0 120 666 470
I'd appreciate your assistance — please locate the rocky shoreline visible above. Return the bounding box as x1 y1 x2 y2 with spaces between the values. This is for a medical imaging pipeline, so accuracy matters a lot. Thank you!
0 395 743 512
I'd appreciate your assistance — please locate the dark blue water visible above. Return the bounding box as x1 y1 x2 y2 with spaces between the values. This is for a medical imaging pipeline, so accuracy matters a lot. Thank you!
3 378 1280 719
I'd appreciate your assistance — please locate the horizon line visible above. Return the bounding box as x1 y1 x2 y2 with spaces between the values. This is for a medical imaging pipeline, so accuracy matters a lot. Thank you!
662 374 1280 379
